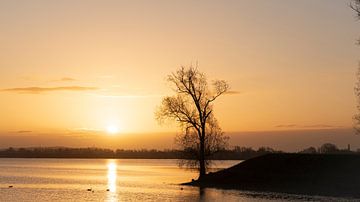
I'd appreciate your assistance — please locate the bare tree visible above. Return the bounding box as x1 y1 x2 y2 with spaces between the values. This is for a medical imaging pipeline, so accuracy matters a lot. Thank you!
351 0 360 18
351 0 360 45
156 66 229 179
354 68 360 134
351 0 360 134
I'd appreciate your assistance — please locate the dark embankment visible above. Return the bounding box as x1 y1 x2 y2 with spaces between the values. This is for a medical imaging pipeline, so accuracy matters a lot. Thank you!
186 153 360 198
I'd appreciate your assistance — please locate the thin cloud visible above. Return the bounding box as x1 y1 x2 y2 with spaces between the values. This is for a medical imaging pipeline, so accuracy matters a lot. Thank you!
16 130 32 133
303 124 341 128
66 128 102 138
225 90 241 95
275 124 342 129
2 86 98 94
276 124 298 128
20 76 76 82
50 77 77 82
59 77 76 82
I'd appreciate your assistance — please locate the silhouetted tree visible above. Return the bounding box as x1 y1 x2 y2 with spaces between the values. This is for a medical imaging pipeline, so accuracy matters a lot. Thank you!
319 143 339 154
350 1 360 134
354 68 360 134
299 147 317 154
351 0 360 19
156 66 229 179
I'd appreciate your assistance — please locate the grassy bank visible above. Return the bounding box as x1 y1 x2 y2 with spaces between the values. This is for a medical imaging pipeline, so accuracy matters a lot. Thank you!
185 153 360 198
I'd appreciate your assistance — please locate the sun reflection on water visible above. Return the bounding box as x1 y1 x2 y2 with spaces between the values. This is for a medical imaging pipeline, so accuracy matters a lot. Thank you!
106 160 118 201
107 161 117 192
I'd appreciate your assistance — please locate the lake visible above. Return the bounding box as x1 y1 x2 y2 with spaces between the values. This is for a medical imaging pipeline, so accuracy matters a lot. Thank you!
0 158 355 201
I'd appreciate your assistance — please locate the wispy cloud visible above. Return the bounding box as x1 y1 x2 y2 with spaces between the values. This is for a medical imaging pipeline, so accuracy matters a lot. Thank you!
275 124 343 129
68 128 101 133
56 77 76 82
2 86 98 94
303 124 341 128
225 90 241 95
275 124 298 128
65 128 103 138
20 76 76 82
16 130 32 133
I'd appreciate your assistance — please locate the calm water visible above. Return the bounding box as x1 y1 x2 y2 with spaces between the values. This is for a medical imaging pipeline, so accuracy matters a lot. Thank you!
0 158 355 202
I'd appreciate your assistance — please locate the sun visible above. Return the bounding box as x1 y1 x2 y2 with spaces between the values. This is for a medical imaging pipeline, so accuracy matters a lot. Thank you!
106 125 120 135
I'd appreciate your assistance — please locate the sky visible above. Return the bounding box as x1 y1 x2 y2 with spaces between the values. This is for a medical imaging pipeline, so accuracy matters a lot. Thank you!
0 0 360 151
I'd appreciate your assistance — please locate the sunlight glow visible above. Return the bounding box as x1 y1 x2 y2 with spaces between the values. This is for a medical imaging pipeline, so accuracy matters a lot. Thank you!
106 125 120 135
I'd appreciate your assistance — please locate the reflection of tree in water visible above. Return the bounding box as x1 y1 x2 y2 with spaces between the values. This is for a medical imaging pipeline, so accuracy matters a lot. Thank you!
199 187 205 200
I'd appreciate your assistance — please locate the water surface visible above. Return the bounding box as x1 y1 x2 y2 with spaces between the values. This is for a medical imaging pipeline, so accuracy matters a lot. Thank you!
0 158 355 201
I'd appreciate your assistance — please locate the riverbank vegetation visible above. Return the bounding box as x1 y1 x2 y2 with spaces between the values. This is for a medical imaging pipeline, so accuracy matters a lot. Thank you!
0 143 357 159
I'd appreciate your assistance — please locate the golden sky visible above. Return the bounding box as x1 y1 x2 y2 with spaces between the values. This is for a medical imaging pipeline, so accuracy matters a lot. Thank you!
0 1 359 150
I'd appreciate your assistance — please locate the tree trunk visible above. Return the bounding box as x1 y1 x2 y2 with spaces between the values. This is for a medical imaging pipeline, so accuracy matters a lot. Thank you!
198 134 206 180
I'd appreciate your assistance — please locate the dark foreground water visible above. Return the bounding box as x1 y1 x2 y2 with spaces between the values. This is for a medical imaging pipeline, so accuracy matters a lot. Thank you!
0 158 356 202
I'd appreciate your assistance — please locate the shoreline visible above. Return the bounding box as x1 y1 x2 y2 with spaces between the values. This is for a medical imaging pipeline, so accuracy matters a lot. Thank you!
184 153 360 198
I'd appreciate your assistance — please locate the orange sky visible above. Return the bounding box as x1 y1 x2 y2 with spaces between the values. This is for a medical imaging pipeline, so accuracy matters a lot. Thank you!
0 1 360 150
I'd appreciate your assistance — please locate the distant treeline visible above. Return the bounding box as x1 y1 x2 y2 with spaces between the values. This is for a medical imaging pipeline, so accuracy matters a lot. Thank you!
299 143 358 154
0 143 357 159
0 146 282 160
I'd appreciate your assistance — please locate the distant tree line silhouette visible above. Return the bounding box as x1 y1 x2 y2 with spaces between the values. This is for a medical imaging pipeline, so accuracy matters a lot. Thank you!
0 143 356 159
299 143 356 154
0 146 280 159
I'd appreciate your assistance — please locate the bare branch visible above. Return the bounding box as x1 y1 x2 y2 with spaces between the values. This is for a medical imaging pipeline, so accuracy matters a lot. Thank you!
351 0 360 19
